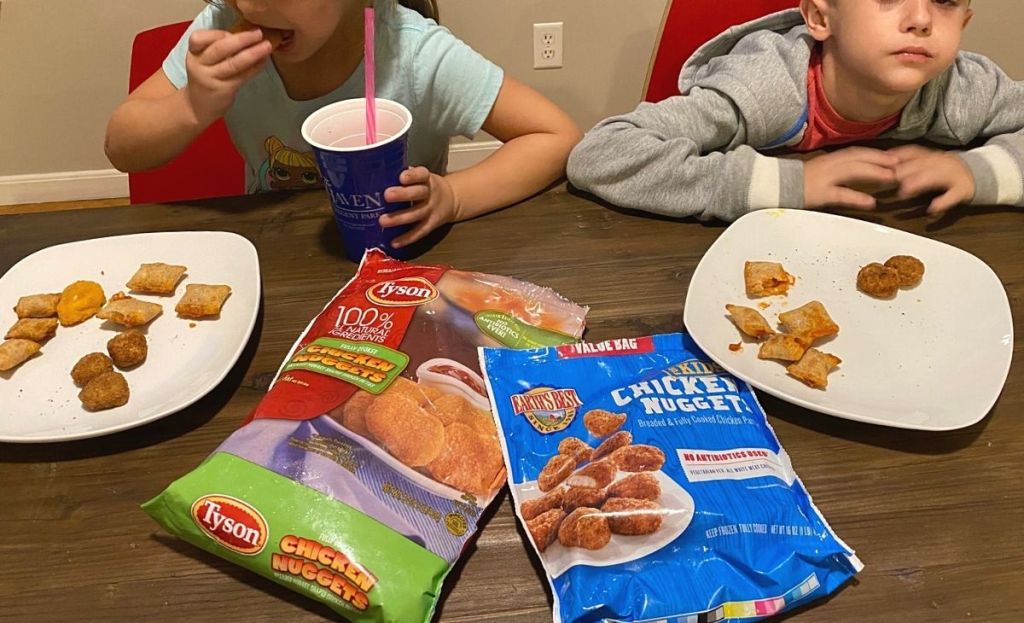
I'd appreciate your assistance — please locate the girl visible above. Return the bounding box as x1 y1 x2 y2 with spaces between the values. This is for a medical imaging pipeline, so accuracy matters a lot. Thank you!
106 0 581 248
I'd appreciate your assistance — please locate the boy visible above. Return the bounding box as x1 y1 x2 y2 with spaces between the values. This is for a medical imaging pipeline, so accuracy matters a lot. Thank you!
568 0 1023 220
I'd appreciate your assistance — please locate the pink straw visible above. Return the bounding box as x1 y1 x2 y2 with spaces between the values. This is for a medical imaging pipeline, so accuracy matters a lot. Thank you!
364 6 377 145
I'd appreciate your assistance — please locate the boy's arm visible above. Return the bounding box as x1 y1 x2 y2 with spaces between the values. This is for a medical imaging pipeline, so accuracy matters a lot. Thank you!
567 87 804 222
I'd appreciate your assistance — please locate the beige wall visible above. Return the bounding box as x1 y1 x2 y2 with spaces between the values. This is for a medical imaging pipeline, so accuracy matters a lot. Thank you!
0 0 1020 181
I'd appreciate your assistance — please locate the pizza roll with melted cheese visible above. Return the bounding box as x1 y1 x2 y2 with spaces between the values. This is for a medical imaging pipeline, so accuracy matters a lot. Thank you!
126 263 187 295
787 348 842 389
757 333 810 362
744 261 795 297
725 304 774 339
778 301 839 342
97 292 163 328
175 284 232 319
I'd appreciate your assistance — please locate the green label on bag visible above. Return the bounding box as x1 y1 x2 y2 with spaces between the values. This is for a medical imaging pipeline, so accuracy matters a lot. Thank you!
474 310 578 348
281 337 409 394
142 453 447 622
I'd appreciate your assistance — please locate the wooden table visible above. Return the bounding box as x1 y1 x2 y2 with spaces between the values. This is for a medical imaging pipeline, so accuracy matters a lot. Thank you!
0 187 1021 622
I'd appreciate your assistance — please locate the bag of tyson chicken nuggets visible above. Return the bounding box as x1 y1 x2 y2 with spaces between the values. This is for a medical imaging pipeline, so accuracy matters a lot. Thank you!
143 249 586 622
480 333 861 623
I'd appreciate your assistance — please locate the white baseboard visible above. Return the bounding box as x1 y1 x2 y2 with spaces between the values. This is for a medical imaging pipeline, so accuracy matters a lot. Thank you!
0 141 503 207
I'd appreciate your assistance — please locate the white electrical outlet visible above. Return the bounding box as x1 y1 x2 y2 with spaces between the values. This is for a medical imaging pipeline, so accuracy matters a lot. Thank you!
533 22 563 69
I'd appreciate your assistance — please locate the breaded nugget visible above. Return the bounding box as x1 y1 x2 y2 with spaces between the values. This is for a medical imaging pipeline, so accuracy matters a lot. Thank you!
566 460 617 489
557 507 611 550
0 339 41 372
14 293 60 318
175 284 232 319
71 352 114 386
778 301 839 341
757 333 810 362
538 454 575 492
388 375 435 406
744 261 795 297
230 18 285 49
609 444 666 472
430 391 496 437
5 318 58 342
558 436 593 465
79 370 129 411
725 304 774 339
607 473 661 501
592 430 632 461
334 390 374 437
470 406 499 438
787 348 842 390
126 262 187 295
97 293 163 328
526 508 566 553
107 329 148 369
856 263 900 298
365 392 445 467
601 498 664 535
57 281 106 326
885 255 925 287
521 488 565 521
562 486 608 513
583 408 627 438
427 422 505 497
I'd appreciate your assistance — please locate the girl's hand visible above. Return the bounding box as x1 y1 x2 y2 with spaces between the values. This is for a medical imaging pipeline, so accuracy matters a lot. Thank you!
183 28 273 125
803 147 899 210
889 145 976 216
380 167 461 248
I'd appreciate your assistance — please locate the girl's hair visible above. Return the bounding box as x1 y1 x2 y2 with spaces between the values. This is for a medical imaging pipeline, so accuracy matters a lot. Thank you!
398 0 439 21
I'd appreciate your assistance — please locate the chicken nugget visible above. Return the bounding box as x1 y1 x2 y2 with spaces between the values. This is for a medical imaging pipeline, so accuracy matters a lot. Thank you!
14 293 60 318
557 507 611 550
787 348 842 390
107 329 148 369
885 255 925 287
601 498 664 535
332 390 374 437
175 284 231 319
538 454 575 492
566 460 617 489
592 430 632 461
365 392 445 467
71 352 114 386
744 261 795 297
79 370 129 411
562 486 608 513
526 508 566 553
57 281 106 326
857 263 900 299
388 376 437 407
725 304 774 339
0 339 41 372
583 408 627 438
126 262 187 295
558 436 593 465
97 293 163 328
778 301 839 342
609 444 666 472
5 318 58 342
607 472 661 501
521 488 565 521
230 18 285 49
757 333 810 362
427 422 505 497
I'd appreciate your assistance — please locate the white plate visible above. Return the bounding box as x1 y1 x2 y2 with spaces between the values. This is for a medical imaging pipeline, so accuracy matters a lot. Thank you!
684 209 1013 431
517 470 695 578
0 232 260 442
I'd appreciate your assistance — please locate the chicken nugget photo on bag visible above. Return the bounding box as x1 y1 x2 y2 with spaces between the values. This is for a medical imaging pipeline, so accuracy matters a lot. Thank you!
583 408 627 437
609 444 666 472
558 436 593 464
427 422 505 498
521 488 566 521
526 508 567 553
538 453 576 492
607 472 661 501
365 391 445 467
561 486 608 513
601 498 664 536
557 507 611 550
592 430 632 460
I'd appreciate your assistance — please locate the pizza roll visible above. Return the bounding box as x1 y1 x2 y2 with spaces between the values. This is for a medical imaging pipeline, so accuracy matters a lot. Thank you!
777 301 839 342
175 284 232 319
126 262 187 295
744 261 795 297
97 293 163 328
786 348 842 389
0 338 41 372
5 318 58 342
725 304 774 339
757 333 810 362
14 293 60 318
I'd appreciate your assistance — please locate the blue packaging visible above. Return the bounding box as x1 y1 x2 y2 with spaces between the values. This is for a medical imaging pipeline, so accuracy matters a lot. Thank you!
480 333 861 623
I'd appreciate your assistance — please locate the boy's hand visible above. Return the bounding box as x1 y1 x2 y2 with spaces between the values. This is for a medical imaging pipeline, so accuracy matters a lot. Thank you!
183 28 273 126
889 145 976 216
380 167 461 248
803 147 899 210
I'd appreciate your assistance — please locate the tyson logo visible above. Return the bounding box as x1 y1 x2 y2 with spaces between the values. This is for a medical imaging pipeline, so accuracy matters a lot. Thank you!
365 277 439 307
191 495 268 556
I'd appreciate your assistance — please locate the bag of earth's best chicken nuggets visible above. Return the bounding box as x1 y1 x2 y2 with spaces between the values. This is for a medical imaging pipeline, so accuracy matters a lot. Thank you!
480 333 862 623
143 249 587 622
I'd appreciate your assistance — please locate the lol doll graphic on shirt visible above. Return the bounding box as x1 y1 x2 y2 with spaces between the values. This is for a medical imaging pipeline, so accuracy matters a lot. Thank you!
257 136 323 191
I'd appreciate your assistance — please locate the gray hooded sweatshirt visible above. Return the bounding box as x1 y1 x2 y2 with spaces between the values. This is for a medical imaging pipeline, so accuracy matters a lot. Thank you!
567 9 1024 221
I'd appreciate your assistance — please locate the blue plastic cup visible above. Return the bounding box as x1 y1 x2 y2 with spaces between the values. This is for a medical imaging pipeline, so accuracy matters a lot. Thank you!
301 98 413 261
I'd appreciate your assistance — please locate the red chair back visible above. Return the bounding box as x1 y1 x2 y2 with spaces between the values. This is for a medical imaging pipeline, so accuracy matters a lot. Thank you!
128 22 245 204
644 0 800 103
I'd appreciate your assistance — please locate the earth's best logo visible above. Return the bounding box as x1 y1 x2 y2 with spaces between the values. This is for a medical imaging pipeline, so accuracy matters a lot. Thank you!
191 495 268 556
366 277 439 307
510 387 583 433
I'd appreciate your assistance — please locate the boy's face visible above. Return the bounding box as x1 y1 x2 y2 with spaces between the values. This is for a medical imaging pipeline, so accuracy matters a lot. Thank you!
811 0 973 96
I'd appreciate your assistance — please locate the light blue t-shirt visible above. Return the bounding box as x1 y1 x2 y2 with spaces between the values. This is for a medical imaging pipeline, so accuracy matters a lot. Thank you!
163 3 503 193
